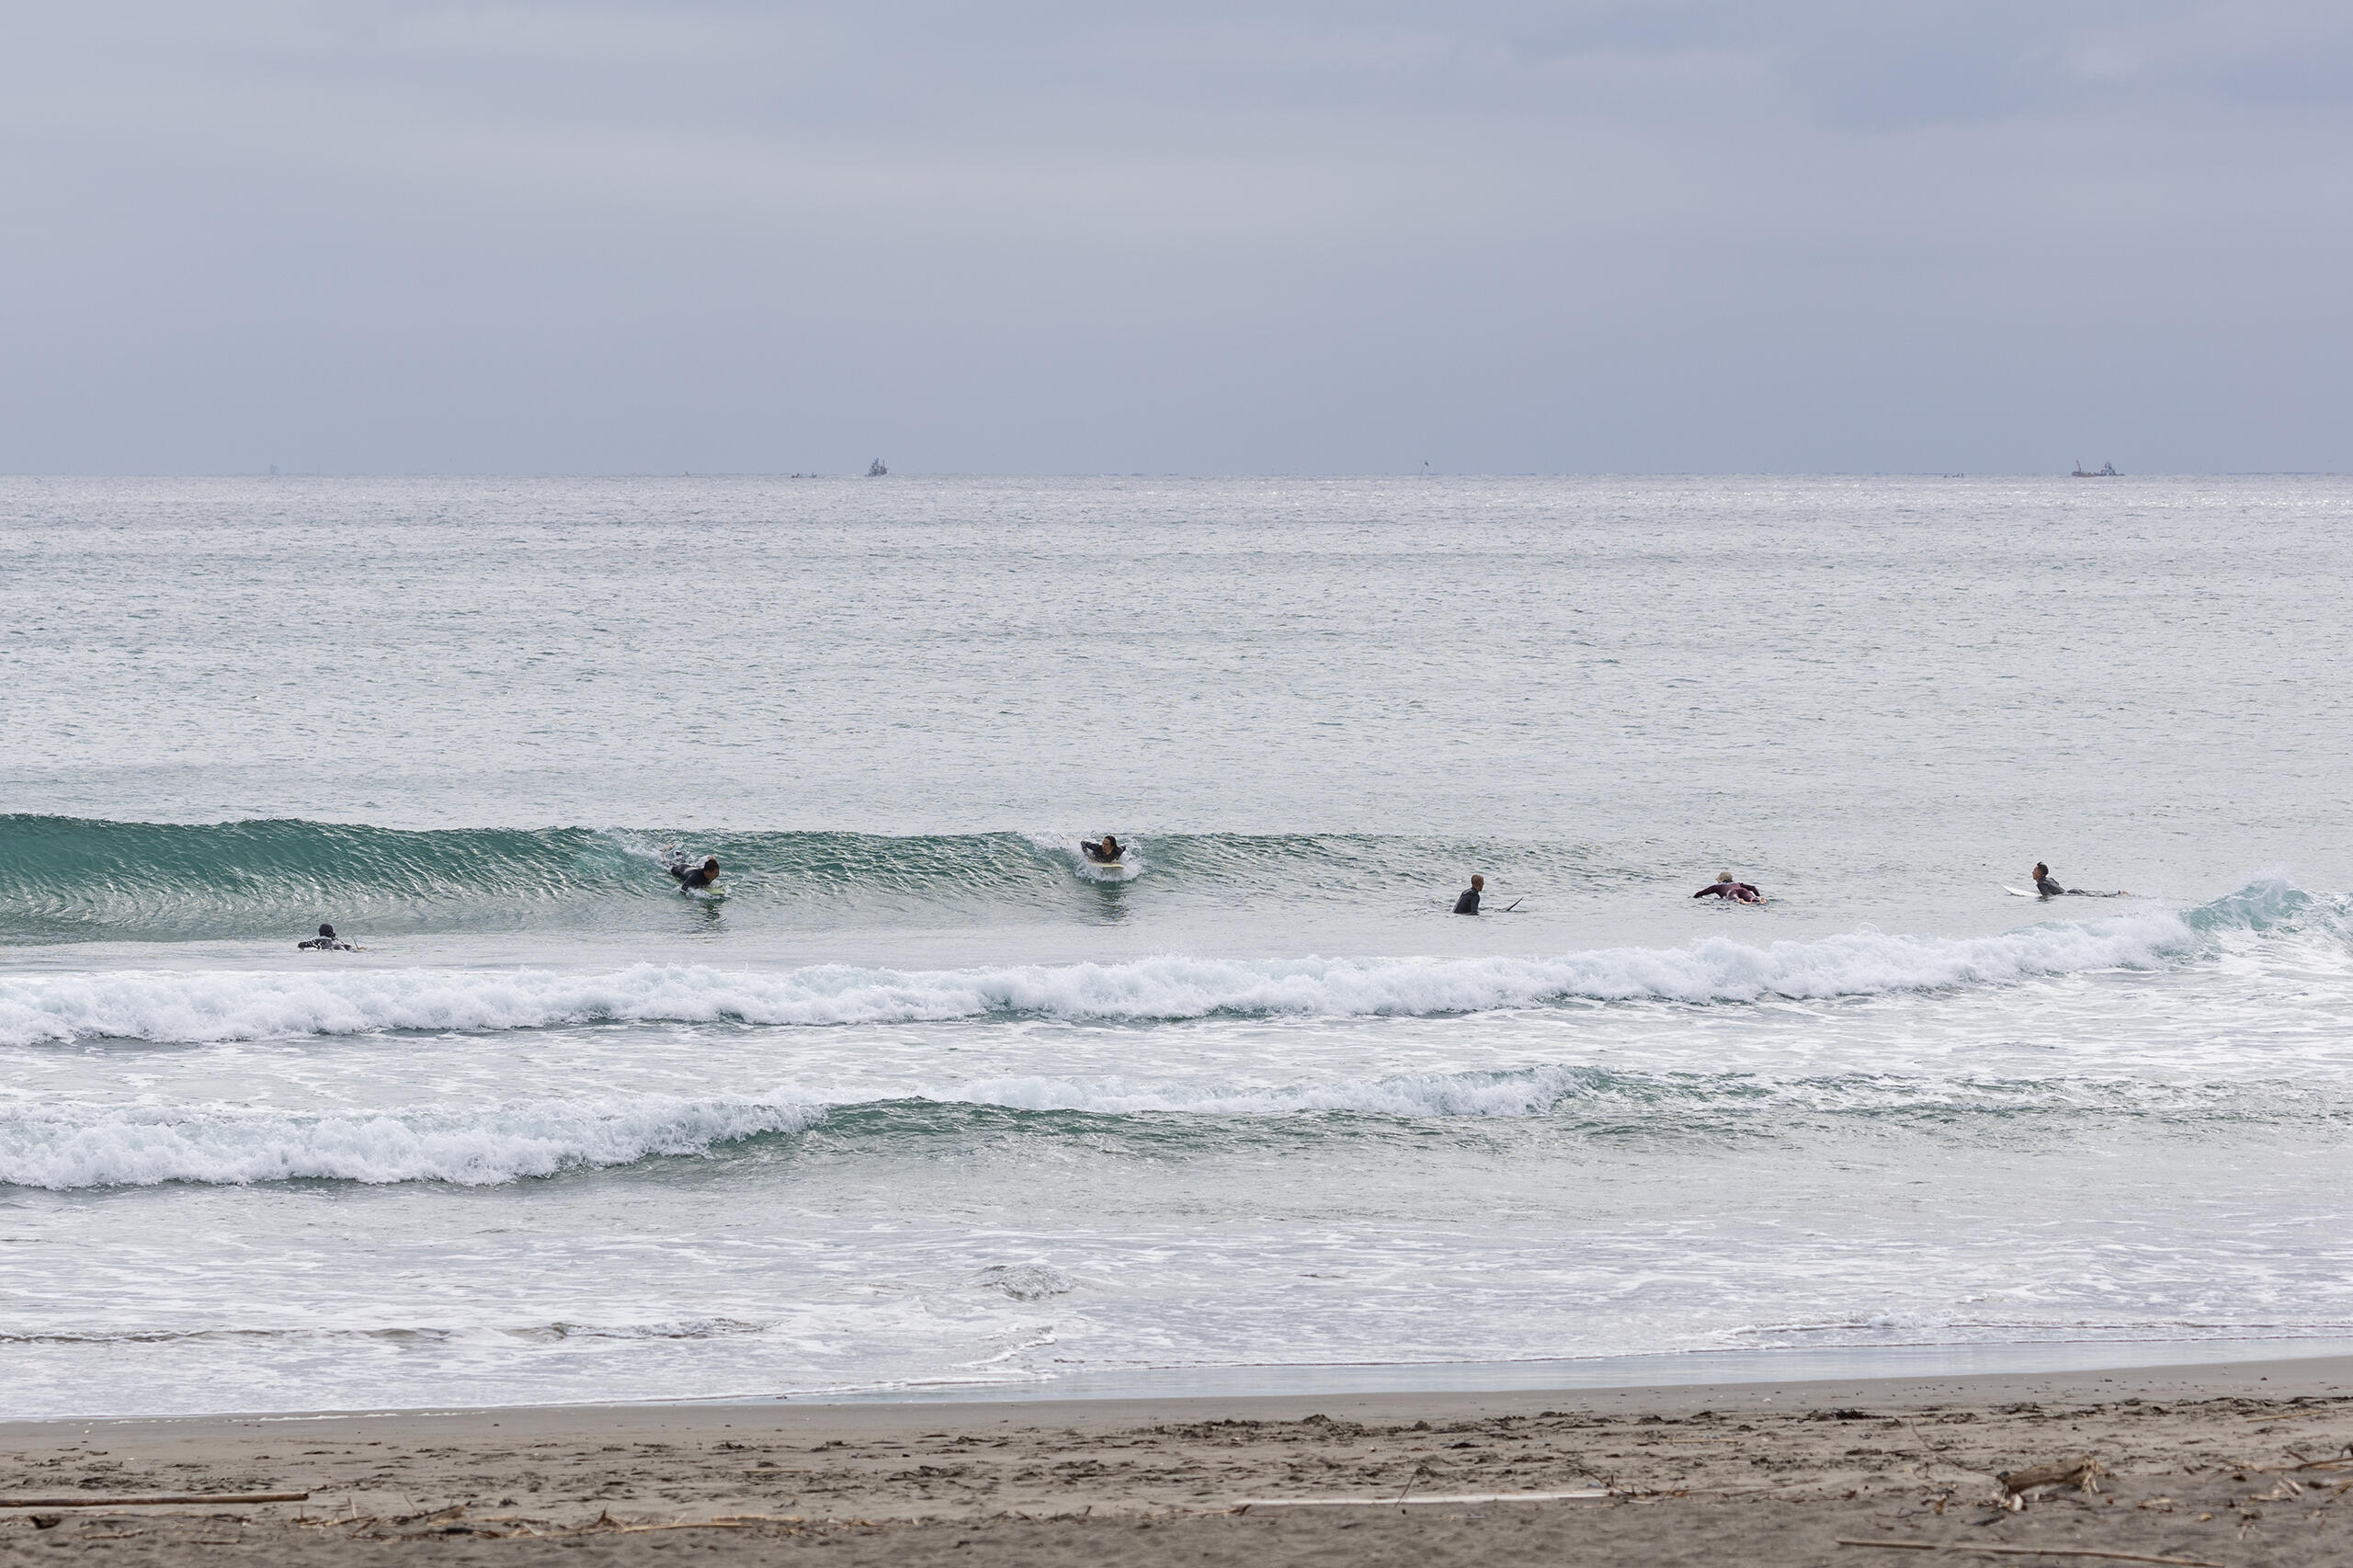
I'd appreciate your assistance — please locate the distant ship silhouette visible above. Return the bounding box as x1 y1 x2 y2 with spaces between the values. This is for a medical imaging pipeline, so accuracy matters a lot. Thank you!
2071 460 2120 477
866 458 889 477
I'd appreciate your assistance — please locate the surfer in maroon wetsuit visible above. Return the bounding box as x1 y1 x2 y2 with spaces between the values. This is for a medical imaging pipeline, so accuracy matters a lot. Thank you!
1693 872 1763 903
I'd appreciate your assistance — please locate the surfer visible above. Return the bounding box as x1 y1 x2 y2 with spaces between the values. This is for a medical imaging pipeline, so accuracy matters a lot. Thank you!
2032 862 2127 898
1693 872 1763 903
667 855 722 892
1082 835 1123 865
1452 874 1484 915
297 922 357 951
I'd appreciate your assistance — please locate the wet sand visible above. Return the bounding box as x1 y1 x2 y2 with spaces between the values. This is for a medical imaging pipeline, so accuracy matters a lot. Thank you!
7 1354 2353 1565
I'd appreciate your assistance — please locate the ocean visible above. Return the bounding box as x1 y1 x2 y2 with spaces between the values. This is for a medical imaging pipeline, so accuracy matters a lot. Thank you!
3 473 2350 1420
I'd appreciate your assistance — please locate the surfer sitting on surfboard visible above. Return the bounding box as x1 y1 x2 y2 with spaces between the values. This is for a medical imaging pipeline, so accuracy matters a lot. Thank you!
1453 875 1484 915
1693 872 1763 903
668 855 722 891
1082 835 1123 865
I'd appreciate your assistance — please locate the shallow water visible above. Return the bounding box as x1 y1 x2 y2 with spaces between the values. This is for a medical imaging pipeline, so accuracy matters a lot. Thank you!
3 474 2350 1417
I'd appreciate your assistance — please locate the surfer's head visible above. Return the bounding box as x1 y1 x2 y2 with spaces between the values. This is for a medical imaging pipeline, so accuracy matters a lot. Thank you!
1102 835 1120 853
1717 872 1733 883
1470 874 1483 890
2033 863 2048 879
703 858 720 874
318 923 336 938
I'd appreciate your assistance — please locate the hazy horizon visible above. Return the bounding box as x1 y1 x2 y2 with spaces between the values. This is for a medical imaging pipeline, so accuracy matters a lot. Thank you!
5 3 2348 476
6 468 2341 480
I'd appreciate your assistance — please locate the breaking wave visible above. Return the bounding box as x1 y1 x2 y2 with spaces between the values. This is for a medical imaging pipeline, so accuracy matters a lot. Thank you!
6 1067 2341 1190
0 814 1611 942
0 1094 818 1188
0 900 2212 1047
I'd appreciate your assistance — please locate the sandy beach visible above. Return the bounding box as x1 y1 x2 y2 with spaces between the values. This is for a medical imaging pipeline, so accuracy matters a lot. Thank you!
7 1354 2353 1564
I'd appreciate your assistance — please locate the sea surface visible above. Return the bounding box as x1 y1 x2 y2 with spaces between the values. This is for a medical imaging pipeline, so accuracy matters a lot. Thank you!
3 473 2350 1420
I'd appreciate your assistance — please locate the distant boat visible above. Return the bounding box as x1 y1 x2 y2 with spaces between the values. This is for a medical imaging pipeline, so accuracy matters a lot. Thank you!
866 458 889 477
2071 460 2120 477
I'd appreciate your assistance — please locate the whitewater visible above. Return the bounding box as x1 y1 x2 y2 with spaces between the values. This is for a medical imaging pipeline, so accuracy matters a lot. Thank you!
4 472 2352 1420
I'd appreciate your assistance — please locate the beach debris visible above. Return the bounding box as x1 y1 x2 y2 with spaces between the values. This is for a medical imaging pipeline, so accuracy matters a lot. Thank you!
322 1505 815 1542
28 1515 63 1530
1995 1455 2108 1504
2253 1449 2353 1472
0 1492 309 1509
1835 1540 2222 1566
1229 1488 1611 1511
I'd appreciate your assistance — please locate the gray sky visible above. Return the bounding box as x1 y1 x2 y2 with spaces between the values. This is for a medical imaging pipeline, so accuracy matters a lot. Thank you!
3 2 2347 474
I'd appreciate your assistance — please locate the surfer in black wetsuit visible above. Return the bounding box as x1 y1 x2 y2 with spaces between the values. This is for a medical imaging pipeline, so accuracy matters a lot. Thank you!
1694 872 1763 903
1453 874 1484 915
1082 835 1123 865
668 855 722 891
2032 862 2126 897
297 922 357 950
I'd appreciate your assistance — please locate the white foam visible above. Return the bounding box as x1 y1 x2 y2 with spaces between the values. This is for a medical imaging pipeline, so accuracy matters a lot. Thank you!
0 1095 817 1188
938 1066 1588 1119
0 906 2202 1049
0 1062 2290 1190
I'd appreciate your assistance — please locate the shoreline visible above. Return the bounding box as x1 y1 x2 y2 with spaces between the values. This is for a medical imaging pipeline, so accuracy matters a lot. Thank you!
13 1347 2353 1442
14 1346 2353 1440
7 1352 2353 1563
15 1335 2353 1432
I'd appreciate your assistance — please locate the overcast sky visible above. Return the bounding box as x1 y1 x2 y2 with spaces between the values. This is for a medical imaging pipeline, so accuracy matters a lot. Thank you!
3 2 2347 474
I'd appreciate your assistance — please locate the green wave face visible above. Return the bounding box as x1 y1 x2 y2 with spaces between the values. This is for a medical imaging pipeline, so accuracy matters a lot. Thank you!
0 815 1070 942
0 815 1656 944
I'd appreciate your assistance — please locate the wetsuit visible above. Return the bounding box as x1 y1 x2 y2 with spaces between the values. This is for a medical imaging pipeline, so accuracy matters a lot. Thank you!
2034 873 2078 896
297 937 354 950
1452 886 1482 915
1694 881 1762 903
670 862 720 890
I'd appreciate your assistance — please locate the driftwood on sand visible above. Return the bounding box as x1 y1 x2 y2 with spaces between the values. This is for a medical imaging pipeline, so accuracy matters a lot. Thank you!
1997 1456 2109 1496
1836 1542 2221 1567
0 1492 310 1509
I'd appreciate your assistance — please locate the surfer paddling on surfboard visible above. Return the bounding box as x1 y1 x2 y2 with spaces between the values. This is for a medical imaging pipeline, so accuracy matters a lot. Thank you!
1693 872 1764 903
666 854 722 892
2029 862 2129 898
1081 835 1123 866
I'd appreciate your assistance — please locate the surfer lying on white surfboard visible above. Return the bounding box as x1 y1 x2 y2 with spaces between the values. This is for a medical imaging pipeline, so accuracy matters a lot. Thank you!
2030 861 2129 898
666 853 722 892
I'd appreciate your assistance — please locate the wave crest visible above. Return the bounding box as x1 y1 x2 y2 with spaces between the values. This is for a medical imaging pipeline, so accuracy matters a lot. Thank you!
0 904 2200 1048
0 1095 816 1188
7 1067 2332 1190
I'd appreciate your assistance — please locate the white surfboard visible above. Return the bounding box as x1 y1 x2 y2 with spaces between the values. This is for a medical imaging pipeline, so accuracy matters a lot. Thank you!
2002 886 2042 898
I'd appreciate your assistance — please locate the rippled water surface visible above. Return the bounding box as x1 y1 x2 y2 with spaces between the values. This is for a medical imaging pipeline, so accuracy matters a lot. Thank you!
3 474 2350 1417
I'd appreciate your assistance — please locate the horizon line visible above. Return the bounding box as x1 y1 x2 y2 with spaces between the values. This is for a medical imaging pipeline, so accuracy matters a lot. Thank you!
2 469 2344 482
